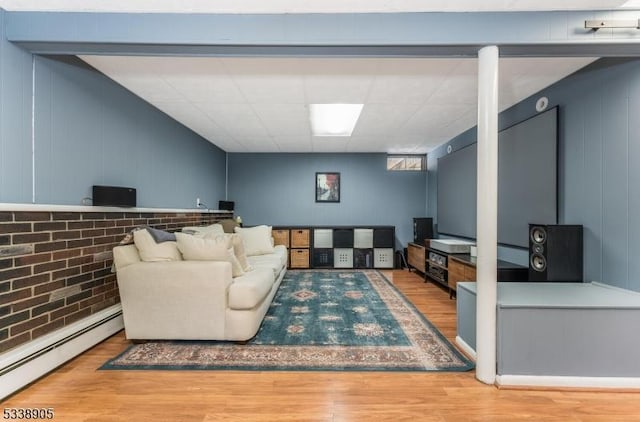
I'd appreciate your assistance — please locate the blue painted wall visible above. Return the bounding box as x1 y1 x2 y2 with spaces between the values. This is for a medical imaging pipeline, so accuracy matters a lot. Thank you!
0 10 33 203
0 11 226 208
228 153 427 248
428 58 640 292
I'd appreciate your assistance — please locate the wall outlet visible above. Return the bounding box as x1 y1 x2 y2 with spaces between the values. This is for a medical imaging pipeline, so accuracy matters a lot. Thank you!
196 197 201 207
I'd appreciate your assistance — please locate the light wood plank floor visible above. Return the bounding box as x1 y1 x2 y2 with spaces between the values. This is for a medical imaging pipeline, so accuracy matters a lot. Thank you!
3 270 639 421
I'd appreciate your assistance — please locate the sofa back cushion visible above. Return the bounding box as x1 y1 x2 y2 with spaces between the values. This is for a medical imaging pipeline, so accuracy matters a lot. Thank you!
181 223 224 237
133 229 182 262
228 268 275 310
234 225 275 256
175 233 244 277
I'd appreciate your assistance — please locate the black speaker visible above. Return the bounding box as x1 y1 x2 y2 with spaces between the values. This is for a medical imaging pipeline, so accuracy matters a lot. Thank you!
413 218 433 244
92 185 136 207
529 224 583 282
218 200 235 211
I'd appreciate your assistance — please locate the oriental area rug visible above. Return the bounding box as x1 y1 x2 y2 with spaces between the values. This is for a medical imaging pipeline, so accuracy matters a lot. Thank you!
101 270 473 372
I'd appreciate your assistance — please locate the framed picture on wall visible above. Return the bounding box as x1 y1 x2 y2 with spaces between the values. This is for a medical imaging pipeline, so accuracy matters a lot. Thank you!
316 172 340 203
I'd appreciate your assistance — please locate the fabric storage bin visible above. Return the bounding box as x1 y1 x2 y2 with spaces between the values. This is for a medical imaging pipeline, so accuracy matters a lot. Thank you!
334 248 354 268
313 248 334 267
333 228 354 248
354 229 373 249
373 228 394 248
374 248 394 268
313 229 333 248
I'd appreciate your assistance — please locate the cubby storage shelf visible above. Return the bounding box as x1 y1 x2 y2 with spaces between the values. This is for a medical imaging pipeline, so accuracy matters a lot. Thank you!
272 225 395 270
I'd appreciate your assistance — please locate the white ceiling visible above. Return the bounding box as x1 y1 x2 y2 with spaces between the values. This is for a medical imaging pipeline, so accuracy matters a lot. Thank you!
80 55 596 153
0 0 632 13
4 0 623 153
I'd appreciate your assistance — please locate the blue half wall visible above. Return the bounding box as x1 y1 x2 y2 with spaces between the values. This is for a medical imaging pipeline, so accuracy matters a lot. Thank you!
228 153 427 248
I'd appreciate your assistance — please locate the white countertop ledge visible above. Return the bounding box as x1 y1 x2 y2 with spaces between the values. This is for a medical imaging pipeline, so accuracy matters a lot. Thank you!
0 203 233 214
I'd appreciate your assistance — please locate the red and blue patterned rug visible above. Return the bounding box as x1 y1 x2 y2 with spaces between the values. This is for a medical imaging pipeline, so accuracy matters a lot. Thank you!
101 270 473 371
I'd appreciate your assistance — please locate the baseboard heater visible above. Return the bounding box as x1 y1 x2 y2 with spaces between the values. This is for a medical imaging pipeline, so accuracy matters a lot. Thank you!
0 305 123 400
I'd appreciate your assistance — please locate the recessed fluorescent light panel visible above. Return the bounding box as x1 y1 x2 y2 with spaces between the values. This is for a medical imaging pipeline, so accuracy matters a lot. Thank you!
309 103 364 137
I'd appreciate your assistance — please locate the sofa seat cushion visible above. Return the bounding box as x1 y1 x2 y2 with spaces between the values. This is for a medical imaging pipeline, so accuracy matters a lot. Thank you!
228 268 275 310
247 246 287 277
272 245 288 268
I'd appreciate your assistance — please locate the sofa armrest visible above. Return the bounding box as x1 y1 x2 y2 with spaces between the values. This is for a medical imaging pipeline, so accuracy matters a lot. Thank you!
115 260 233 340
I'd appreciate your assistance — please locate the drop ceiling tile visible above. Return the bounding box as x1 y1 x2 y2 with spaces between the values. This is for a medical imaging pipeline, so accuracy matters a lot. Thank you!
345 135 391 152
399 104 472 136
367 75 444 105
311 137 350 152
302 58 377 103
162 75 245 103
273 136 314 152
251 104 311 137
195 103 269 139
351 104 422 137
154 57 247 103
79 54 595 154
0 0 628 13
428 60 478 106
223 58 306 104
367 59 464 105
232 136 280 152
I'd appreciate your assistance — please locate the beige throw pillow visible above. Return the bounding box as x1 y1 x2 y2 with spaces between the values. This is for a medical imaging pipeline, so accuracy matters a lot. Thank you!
133 229 182 262
231 234 252 272
234 225 274 256
204 232 252 272
175 233 244 277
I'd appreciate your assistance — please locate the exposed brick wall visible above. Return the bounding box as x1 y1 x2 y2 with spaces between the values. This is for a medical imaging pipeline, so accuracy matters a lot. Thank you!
0 210 230 353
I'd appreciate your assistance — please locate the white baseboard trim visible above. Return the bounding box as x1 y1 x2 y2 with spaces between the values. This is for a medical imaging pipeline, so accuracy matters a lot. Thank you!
496 374 640 389
0 305 123 400
455 336 477 361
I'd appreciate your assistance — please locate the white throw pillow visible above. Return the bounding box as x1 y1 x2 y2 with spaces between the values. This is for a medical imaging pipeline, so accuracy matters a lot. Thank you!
175 233 244 277
234 225 274 256
133 229 182 262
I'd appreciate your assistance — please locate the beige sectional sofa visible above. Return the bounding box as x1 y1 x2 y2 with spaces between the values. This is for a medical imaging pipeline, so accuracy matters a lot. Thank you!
112 224 287 341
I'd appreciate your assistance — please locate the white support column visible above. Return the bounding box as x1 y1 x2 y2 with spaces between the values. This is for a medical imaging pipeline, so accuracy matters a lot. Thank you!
475 45 499 385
